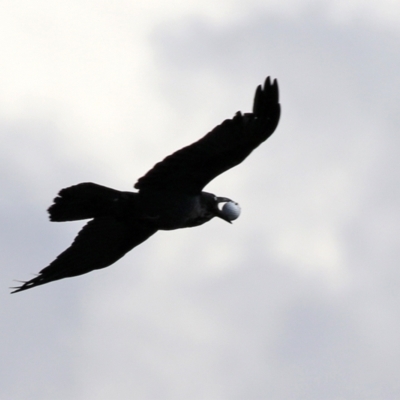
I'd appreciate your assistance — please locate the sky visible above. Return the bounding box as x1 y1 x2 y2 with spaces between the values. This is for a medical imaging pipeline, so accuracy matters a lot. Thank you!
1 1 400 399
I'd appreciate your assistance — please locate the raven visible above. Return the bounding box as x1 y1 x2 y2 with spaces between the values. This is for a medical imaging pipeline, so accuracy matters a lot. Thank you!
11 77 280 293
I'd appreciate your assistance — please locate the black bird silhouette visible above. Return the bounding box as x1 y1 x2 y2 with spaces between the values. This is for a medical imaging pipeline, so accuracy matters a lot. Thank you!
11 77 280 293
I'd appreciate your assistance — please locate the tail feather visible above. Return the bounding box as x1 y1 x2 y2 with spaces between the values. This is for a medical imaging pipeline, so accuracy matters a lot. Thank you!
48 182 123 221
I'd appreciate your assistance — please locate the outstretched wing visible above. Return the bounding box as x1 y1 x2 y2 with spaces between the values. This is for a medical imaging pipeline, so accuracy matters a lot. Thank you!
11 217 157 293
134 77 281 195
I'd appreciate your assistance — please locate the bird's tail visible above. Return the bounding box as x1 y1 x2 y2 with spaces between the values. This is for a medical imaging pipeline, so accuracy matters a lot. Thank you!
48 182 124 221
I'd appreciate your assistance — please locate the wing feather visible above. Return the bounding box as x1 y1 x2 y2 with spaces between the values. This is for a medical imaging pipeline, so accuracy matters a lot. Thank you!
134 77 280 194
11 217 157 292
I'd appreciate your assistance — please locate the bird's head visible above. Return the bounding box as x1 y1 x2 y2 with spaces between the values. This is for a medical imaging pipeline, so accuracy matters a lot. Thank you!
202 192 241 224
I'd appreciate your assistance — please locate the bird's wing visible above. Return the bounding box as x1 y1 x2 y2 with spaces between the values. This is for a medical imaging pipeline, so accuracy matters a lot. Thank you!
134 77 281 195
11 217 157 293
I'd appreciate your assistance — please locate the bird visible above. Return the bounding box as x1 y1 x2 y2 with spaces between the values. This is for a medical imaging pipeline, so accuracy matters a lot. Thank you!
11 77 281 293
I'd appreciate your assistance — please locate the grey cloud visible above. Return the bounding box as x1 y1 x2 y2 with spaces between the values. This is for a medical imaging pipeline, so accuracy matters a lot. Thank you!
2 8 400 400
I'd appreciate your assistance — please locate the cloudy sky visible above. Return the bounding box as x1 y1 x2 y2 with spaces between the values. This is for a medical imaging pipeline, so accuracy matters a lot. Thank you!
1 1 400 399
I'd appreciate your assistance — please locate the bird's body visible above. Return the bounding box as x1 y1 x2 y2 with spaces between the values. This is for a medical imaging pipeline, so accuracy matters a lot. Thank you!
12 77 281 293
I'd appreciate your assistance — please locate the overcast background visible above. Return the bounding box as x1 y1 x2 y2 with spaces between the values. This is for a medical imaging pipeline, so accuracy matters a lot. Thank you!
1 1 400 399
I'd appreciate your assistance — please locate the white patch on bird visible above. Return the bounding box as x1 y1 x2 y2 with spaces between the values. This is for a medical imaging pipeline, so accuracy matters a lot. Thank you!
222 201 241 220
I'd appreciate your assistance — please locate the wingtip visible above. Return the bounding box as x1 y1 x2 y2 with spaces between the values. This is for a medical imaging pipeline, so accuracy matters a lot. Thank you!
10 283 27 294
272 78 279 102
10 275 44 294
252 75 280 116
263 76 279 101
264 76 271 88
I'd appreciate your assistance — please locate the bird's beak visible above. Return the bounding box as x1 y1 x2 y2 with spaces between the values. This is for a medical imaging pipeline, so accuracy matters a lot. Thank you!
214 197 234 223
